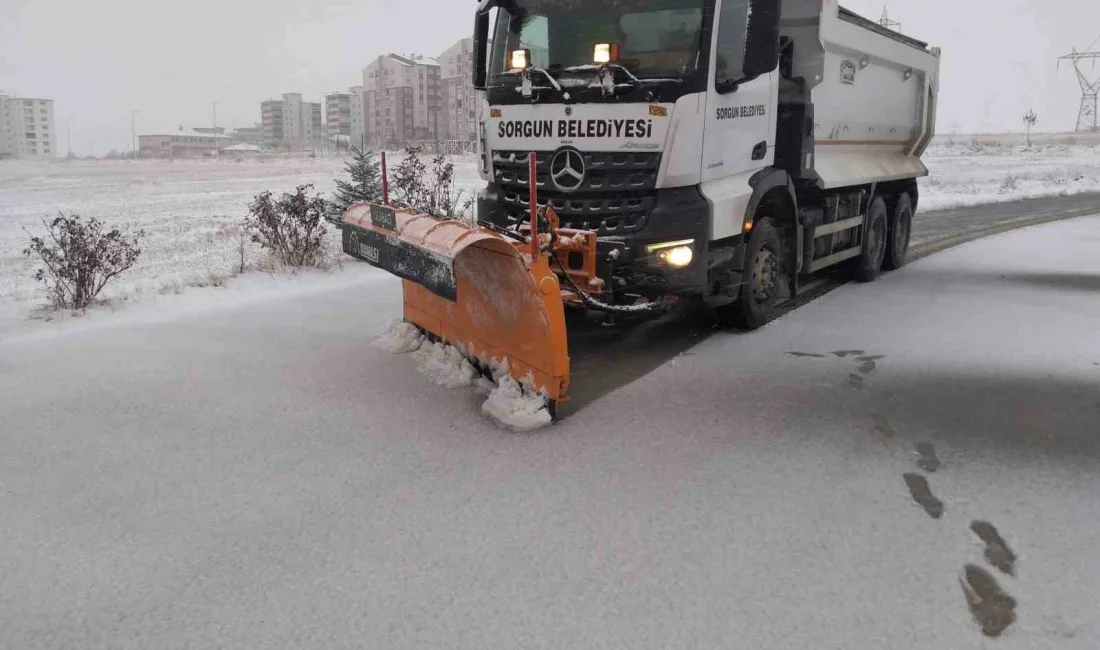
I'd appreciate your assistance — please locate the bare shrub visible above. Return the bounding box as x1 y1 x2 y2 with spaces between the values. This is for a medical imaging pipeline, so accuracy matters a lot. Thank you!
390 145 474 222
1043 171 1069 187
22 213 144 309
998 173 1019 194
244 184 330 268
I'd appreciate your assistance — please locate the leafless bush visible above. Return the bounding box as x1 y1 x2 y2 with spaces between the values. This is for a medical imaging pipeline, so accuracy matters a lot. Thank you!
998 173 1019 193
158 280 181 295
1043 171 1069 187
244 184 330 268
22 213 144 309
390 145 474 222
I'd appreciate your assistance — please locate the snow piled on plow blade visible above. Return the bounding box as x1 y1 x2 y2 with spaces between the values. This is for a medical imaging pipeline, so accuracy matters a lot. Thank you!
374 320 553 431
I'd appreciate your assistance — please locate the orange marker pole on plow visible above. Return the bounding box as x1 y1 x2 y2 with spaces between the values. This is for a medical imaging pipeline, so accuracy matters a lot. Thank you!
381 151 389 205
528 152 539 260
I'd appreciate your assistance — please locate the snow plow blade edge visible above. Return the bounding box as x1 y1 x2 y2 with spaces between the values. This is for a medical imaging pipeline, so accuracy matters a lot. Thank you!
343 203 571 407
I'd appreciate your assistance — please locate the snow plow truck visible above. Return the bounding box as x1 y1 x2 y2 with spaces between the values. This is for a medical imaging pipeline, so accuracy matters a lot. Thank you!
343 0 941 416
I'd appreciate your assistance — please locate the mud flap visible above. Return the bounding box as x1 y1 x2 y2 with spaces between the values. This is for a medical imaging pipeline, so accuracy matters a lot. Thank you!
344 203 571 406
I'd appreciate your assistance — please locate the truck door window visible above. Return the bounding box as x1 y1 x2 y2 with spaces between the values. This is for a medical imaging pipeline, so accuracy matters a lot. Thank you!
714 0 751 83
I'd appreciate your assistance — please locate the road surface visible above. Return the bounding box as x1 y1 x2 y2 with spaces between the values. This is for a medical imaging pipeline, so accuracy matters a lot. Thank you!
1 206 1099 649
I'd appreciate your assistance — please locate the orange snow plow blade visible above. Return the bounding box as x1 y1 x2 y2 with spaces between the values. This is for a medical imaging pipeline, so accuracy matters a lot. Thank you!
342 203 571 408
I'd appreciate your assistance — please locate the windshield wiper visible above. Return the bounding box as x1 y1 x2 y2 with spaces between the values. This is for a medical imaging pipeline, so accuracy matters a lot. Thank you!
493 68 572 101
527 67 571 100
565 64 655 100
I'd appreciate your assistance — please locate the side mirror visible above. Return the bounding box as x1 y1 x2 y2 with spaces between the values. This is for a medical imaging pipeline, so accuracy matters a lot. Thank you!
473 10 490 90
742 0 780 79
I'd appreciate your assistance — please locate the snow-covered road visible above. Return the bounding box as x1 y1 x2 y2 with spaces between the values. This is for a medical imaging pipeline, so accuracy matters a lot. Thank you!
2 217 1099 648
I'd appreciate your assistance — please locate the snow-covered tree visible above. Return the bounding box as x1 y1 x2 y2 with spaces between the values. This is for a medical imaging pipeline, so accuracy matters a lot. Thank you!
329 147 383 224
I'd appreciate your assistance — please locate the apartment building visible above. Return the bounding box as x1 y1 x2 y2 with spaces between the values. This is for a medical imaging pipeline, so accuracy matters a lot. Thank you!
438 38 483 143
361 53 442 149
261 93 322 150
348 86 365 149
325 92 352 140
0 94 57 159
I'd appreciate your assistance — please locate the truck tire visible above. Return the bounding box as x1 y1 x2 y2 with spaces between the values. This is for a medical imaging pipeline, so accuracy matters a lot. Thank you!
883 192 913 270
718 217 782 330
849 196 888 282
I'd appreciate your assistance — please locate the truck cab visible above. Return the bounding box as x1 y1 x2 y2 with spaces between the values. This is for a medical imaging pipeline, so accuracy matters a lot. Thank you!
472 0 939 327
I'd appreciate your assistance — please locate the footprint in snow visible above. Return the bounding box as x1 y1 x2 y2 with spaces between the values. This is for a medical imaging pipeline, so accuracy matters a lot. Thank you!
857 359 877 374
915 442 941 472
902 473 944 519
971 520 1016 576
872 413 895 438
787 351 827 358
960 563 1017 637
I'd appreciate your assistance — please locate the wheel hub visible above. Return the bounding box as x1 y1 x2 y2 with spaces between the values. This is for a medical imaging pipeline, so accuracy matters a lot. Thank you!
752 248 778 303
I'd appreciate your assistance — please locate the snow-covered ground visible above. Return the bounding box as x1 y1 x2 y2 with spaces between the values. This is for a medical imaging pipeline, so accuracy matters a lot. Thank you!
922 140 1100 211
1 139 1098 309
1 215 1098 648
0 154 485 305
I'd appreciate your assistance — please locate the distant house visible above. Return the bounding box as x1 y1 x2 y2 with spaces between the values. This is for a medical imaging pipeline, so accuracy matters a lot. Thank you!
139 126 232 158
219 143 262 157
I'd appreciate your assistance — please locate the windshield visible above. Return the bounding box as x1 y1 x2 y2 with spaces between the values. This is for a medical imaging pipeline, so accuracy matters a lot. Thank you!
488 0 708 82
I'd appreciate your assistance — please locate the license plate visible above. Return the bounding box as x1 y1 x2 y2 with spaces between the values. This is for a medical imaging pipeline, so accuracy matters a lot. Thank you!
370 204 397 231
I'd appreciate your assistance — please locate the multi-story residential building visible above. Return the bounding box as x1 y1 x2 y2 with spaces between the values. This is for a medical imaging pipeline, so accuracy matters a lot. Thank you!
361 53 442 149
438 38 483 144
348 86 365 150
325 92 352 141
305 101 322 149
261 99 286 145
0 94 57 159
261 93 321 150
138 127 232 158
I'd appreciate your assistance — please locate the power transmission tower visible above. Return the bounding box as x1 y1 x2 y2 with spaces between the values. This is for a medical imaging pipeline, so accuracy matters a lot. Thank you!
879 7 901 32
1060 41 1100 132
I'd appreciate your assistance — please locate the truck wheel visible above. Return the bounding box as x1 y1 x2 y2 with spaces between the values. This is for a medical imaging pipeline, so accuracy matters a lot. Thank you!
850 196 888 283
883 192 913 270
718 217 782 330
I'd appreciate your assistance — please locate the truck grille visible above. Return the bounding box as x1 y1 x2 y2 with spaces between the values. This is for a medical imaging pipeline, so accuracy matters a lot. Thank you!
489 149 661 234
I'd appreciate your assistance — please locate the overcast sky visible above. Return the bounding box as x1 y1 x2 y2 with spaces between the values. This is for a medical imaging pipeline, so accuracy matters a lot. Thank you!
1 0 1097 156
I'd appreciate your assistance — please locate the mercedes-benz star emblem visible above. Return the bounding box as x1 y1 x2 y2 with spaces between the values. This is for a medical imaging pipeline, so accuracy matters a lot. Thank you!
550 149 585 192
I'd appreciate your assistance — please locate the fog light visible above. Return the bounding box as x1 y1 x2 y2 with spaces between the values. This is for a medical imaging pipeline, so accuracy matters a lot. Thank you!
661 246 693 267
646 239 695 268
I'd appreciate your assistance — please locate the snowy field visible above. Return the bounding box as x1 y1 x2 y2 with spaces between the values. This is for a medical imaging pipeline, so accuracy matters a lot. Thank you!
921 139 1100 211
1 137 1098 308
1 215 1098 648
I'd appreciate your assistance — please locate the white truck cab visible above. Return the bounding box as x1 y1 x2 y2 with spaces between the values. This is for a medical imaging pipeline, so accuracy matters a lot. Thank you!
471 0 940 327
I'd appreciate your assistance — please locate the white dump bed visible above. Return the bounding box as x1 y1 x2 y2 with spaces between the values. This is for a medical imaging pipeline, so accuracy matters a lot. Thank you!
781 0 941 189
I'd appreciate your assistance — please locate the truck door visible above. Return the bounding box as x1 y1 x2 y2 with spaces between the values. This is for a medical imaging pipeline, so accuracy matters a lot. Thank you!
702 0 777 240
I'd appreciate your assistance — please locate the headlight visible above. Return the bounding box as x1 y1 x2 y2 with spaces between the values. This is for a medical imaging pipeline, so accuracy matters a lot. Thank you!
645 239 695 268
